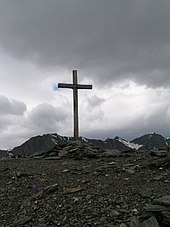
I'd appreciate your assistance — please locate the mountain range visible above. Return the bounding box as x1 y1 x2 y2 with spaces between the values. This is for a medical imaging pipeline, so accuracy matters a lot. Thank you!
0 132 170 157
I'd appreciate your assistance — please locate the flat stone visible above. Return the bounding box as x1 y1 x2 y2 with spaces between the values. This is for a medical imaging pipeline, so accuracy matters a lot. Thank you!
104 149 122 157
139 216 159 227
48 151 58 157
32 190 44 199
64 186 83 194
68 148 79 153
152 175 164 181
139 188 152 198
44 183 59 194
33 155 44 159
161 211 170 224
150 150 168 157
144 204 170 212
119 223 128 227
13 216 32 226
129 216 139 227
153 195 170 206
45 156 60 160
109 209 120 218
123 163 139 174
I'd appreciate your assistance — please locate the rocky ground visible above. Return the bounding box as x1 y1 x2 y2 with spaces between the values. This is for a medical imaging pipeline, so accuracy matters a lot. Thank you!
0 141 170 226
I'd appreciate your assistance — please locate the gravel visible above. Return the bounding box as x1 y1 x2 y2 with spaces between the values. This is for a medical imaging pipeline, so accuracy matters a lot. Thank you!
0 149 170 226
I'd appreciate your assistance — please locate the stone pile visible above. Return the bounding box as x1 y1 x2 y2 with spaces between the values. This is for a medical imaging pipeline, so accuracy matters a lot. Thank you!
140 195 170 226
127 195 170 227
33 140 106 160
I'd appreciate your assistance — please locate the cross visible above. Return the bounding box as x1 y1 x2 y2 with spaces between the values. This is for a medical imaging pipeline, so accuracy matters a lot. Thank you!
58 70 92 140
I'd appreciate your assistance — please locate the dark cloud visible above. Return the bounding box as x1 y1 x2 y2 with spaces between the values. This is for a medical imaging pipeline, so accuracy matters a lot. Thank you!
0 0 169 87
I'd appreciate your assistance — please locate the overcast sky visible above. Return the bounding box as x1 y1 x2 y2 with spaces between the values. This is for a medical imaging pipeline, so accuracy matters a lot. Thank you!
0 0 170 149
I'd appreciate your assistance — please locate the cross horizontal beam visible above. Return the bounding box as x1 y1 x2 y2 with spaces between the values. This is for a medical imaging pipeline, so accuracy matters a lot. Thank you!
58 83 92 90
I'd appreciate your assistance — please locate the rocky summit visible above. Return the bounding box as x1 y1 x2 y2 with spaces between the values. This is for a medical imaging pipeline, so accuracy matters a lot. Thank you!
32 140 109 160
0 140 170 226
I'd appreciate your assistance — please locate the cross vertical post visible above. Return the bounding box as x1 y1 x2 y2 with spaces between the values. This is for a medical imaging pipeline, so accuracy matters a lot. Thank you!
73 70 79 140
58 70 92 140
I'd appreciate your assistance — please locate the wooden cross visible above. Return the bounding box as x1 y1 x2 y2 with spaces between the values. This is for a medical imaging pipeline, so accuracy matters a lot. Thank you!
58 70 92 140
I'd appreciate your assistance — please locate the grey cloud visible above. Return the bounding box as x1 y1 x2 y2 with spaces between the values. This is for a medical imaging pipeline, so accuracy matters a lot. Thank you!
82 93 170 141
84 115 170 141
0 116 10 131
29 103 67 132
0 95 26 115
0 0 170 87
143 104 170 134
0 102 68 149
87 95 105 108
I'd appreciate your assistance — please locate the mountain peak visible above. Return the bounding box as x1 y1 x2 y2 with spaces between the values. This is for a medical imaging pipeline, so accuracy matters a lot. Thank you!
132 133 169 150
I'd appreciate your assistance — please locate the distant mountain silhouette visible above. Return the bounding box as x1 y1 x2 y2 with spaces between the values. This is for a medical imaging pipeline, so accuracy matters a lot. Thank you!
86 136 142 151
131 133 169 150
1 132 169 157
11 134 71 157
10 134 141 157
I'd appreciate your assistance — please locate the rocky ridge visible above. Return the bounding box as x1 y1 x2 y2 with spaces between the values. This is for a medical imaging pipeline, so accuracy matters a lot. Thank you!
1 132 170 158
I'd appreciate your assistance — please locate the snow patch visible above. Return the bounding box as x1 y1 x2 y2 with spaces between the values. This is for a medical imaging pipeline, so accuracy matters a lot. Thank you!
52 138 58 145
117 138 143 150
82 137 88 143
